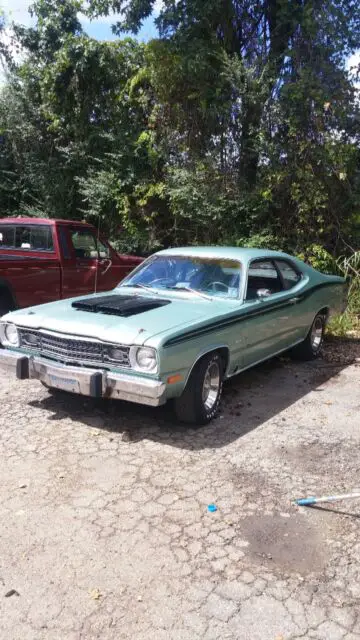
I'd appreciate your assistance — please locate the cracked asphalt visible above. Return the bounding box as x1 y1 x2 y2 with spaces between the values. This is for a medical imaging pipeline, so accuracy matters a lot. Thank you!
0 338 359 640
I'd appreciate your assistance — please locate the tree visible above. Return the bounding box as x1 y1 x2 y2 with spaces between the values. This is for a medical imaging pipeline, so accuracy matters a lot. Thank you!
0 0 359 256
0 0 162 241
87 0 360 180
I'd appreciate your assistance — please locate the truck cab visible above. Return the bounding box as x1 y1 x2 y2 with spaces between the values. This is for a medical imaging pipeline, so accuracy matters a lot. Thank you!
0 218 142 315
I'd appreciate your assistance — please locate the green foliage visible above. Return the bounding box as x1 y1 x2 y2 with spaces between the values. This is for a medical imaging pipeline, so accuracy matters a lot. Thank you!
0 0 359 265
297 245 340 275
327 251 360 336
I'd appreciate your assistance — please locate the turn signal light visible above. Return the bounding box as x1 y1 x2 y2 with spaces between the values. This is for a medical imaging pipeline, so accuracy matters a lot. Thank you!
167 374 183 384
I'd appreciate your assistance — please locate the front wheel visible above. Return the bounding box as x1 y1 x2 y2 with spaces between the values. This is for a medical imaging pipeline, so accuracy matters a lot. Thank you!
174 352 224 425
291 313 326 360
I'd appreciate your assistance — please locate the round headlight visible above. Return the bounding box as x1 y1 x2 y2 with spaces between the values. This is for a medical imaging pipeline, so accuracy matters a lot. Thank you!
4 323 19 346
134 347 157 372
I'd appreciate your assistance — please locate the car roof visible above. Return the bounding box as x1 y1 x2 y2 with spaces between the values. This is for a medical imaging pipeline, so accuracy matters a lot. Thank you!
0 218 94 228
156 246 295 263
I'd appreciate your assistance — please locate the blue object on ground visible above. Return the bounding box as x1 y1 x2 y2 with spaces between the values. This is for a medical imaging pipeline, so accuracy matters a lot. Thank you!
294 491 360 506
207 504 217 512
295 497 317 506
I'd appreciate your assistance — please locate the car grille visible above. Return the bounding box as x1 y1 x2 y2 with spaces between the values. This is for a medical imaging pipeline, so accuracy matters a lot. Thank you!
18 328 131 369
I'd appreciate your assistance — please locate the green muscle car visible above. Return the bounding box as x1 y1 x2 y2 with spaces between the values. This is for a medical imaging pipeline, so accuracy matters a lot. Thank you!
0 247 347 425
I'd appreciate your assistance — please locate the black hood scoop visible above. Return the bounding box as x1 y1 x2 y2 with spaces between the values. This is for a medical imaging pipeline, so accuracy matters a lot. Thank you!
72 294 171 317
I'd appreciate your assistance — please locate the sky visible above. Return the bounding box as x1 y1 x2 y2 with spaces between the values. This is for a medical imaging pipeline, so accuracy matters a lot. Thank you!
0 0 359 81
0 0 159 45
0 0 160 82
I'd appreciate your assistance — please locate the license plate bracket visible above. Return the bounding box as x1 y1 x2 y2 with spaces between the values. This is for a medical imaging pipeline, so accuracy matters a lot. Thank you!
46 372 81 394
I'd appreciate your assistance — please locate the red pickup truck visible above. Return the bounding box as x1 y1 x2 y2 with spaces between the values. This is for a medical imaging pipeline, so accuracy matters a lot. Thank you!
0 218 143 316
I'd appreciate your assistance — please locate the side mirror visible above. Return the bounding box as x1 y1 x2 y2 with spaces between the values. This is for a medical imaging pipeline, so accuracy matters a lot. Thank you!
257 288 272 299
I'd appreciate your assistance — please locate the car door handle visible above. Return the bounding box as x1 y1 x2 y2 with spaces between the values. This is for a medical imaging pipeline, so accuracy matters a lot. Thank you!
289 297 300 304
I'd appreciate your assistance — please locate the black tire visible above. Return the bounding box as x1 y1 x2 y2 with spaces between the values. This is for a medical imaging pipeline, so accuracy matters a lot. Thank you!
0 289 14 318
174 352 224 425
291 313 326 360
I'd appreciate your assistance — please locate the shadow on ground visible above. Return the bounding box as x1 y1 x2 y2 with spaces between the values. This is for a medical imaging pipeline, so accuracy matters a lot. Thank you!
29 336 360 451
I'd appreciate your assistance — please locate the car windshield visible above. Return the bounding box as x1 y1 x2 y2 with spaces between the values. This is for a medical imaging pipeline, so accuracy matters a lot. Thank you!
120 255 242 299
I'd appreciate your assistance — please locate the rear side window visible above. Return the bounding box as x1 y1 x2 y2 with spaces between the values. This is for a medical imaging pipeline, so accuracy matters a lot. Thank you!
246 260 282 300
275 260 301 290
0 225 54 251
0 226 15 248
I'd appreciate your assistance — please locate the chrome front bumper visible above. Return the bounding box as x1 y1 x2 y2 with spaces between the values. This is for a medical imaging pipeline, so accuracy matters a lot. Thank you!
0 349 166 407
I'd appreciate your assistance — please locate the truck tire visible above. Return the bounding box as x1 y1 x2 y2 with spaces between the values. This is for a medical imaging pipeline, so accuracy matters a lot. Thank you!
291 312 326 360
174 352 224 425
0 288 15 318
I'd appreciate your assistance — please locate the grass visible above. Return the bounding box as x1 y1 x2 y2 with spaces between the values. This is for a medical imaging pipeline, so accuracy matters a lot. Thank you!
328 311 360 338
327 250 360 338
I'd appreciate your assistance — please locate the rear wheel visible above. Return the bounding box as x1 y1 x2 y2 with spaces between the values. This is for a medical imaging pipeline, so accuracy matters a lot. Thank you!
174 352 224 425
291 313 326 360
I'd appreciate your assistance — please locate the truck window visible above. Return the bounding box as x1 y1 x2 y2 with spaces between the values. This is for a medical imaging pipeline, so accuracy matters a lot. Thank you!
97 239 110 259
70 229 110 259
0 226 16 248
0 225 54 251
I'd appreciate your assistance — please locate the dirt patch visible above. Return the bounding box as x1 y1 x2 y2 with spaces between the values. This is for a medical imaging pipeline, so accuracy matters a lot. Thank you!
239 512 338 575
283 440 360 482
323 335 360 364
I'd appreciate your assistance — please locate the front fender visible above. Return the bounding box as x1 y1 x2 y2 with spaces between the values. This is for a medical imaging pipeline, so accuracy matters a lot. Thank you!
159 342 230 399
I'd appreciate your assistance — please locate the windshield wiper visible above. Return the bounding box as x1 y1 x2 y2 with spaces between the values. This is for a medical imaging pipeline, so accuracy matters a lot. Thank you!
167 286 213 301
122 283 159 294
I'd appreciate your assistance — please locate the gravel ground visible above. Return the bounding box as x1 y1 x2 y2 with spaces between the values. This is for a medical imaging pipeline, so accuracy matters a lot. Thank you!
0 337 359 640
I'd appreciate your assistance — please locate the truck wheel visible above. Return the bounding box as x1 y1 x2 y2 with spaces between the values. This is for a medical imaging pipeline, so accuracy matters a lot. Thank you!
0 289 14 318
174 352 224 425
291 313 325 360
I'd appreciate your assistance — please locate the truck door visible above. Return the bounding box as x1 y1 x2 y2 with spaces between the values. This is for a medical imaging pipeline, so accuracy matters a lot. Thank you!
60 226 98 298
60 226 138 299
95 237 138 290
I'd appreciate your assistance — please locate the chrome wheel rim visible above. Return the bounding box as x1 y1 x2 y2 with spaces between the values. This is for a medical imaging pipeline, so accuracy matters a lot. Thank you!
202 361 221 411
311 317 323 351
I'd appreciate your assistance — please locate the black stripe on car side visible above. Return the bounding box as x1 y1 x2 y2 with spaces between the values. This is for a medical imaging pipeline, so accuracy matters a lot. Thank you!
163 280 343 348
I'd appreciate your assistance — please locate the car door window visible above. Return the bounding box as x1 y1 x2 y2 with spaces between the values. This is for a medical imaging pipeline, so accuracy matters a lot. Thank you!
275 260 301 290
246 259 283 300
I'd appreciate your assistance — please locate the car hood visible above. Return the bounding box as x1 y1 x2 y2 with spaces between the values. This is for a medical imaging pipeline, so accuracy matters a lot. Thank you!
5 290 234 346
